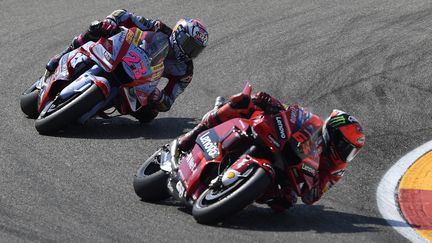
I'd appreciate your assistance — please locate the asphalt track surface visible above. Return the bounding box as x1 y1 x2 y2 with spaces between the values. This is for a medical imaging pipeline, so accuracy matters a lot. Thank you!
2 0 431 242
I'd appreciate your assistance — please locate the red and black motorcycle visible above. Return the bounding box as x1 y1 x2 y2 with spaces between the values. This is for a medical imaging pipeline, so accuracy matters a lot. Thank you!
133 82 320 224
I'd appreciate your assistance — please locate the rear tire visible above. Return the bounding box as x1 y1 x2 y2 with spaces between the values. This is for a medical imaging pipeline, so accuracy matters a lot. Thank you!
20 85 40 119
35 84 104 135
133 149 170 202
192 167 271 225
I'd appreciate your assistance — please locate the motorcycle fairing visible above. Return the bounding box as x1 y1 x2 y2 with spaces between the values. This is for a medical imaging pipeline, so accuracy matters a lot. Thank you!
57 66 110 101
177 118 254 200
221 154 275 187
38 67 108 120
38 49 92 112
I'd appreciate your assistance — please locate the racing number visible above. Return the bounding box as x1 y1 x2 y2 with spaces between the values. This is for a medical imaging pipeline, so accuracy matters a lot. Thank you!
123 51 147 79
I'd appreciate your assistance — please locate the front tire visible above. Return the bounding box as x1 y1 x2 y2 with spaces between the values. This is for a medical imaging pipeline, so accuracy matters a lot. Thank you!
20 85 40 119
133 149 170 202
35 84 104 135
192 167 271 224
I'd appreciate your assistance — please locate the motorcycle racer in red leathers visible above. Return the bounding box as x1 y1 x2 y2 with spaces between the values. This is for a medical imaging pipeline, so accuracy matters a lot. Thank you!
45 9 208 121
177 91 365 212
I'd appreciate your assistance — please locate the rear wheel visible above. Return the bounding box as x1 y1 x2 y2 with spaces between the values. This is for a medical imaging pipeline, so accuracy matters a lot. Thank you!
20 84 40 119
35 84 104 135
192 167 271 224
133 149 170 201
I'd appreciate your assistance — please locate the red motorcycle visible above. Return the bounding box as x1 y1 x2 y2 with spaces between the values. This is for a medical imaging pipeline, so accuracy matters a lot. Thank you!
133 82 320 224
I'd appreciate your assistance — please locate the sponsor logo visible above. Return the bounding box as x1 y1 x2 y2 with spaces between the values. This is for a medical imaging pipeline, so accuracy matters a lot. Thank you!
126 31 134 44
103 50 112 62
329 116 346 127
275 116 287 139
348 115 359 123
198 131 219 159
176 181 185 198
184 153 196 172
193 26 208 45
289 110 297 124
133 30 143 46
194 31 207 45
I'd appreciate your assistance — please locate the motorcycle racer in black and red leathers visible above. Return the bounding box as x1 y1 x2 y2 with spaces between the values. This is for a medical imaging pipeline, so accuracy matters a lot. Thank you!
176 90 365 211
45 9 208 121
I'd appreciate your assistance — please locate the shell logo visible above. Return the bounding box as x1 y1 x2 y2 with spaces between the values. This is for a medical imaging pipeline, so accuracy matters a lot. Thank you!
226 171 236 179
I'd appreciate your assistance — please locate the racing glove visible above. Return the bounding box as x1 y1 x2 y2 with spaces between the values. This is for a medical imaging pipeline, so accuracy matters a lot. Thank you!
100 18 118 37
153 20 173 35
252 92 283 114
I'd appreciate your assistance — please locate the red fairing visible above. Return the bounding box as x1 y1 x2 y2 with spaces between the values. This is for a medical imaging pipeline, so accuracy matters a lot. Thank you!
250 111 291 153
229 155 275 180
178 118 253 198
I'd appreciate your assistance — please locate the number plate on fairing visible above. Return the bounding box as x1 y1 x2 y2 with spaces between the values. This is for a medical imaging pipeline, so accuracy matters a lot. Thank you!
90 43 113 70
122 45 152 80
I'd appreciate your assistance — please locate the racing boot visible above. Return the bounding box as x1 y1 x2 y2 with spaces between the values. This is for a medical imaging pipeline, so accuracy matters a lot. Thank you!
45 21 101 73
45 35 83 73
46 45 73 73
177 122 208 152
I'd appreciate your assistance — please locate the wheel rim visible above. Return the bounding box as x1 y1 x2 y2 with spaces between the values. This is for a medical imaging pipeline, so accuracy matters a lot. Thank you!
197 167 255 207
136 149 163 177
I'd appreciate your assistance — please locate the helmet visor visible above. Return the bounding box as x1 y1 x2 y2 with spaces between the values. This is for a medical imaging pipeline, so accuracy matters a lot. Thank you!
335 136 360 162
181 37 204 58
177 31 205 58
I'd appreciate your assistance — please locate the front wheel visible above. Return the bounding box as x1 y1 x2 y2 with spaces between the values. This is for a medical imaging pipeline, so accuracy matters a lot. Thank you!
192 167 271 225
133 149 170 202
20 84 40 119
35 84 104 135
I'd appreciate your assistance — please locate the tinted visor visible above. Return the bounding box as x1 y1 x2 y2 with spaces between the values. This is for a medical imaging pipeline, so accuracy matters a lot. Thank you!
177 31 205 58
334 131 360 162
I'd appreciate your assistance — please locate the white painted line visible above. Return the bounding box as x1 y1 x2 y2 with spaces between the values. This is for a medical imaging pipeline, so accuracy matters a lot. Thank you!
376 140 432 243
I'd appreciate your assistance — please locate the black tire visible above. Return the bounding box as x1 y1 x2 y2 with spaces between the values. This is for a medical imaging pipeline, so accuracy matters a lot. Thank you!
20 85 40 119
192 167 271 225
35 84 104 135
133 149 170 202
